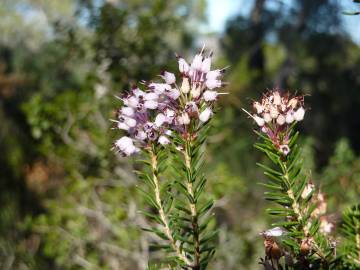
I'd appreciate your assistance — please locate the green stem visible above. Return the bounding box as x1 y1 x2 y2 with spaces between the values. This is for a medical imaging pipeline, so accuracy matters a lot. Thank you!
149 147 191 267
184 139 201 270
281 162 329 262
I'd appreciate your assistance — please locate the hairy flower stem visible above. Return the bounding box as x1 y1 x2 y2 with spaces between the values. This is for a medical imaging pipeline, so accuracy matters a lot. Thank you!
184 139 201 270
149 147 191 267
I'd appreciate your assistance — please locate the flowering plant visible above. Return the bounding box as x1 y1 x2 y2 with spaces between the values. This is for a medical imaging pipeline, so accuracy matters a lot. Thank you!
112 47 226 269
112 50 359 269
245 90 337 269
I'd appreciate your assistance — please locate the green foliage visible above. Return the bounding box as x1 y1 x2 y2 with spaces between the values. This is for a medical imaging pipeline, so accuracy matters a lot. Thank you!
255 125 334 268
136 145 187 267
0 0 207 268
31 174 143 269
339 205 360 269
319 139 360 208
17 0 207 266
171 124 217 269
85 0 202 85
136 123 217 269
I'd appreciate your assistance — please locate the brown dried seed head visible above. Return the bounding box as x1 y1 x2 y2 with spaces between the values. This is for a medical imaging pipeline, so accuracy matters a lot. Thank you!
264 238 282 260
300 238 312 256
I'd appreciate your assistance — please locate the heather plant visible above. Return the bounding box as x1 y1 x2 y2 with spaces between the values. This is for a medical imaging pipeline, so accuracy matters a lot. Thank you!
244 90 336 269
1 1 359 269
244 90 360 269
112 47 226 269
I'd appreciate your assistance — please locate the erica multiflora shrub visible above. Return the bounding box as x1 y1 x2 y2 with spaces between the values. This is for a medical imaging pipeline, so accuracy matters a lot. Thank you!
244 90 337 269
112 47 226 269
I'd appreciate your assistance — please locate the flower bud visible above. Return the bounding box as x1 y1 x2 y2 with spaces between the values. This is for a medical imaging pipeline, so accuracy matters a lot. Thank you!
260 227 287 237
188 68 194 78
294 107 305 121
145 92 158 100
181 78 190 94
253 101 264 114
279 145 290 156
121 107 134 117
205 79 221 90
178 112 190 125
199 108 213 122
301 182 314 199
261 126 268 133
320 216 334 235
276 114 286 125
149 83 171 94
117 122 129 131
191 54 203 70
125 117 137 128
133 88 145 98
206 69 222 80
125 96 139 108
144 100 158 109
191 86 201 99
158 135 170 145
288 98 298 109
135 130 146 141
254 115 265 126
203 90 218 102
155 113 166 127
164 109 175 120
263 113 272 123
161 71 176 84
115 136 139 156
200 57 211 73
178 58 189 73
313 192 327 217
123 144 139 156
166 88 180 100
270 106 279 119
273 91 281 105
285 112 294 124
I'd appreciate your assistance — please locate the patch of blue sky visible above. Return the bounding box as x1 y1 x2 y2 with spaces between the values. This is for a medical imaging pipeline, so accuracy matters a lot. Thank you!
206 0 360 44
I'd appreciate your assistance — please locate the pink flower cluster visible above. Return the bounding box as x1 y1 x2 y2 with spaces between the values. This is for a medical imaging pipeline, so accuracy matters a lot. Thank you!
112 48 226 156
245 90 305 155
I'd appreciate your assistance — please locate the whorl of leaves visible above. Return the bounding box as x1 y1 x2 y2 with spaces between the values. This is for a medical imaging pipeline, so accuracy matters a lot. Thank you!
136 122 216 269
255 124 334 268
170 123 217 270
137 144 191 268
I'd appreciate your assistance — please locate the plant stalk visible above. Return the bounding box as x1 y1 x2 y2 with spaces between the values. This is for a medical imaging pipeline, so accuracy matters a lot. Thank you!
149 147 191 267
184 139 201 270
282 163 328 262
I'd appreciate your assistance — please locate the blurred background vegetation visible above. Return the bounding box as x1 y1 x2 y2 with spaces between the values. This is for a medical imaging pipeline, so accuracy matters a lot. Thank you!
0 0 359 269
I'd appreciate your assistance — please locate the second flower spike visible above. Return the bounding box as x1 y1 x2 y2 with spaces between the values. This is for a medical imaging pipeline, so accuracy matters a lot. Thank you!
243 90 305 156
